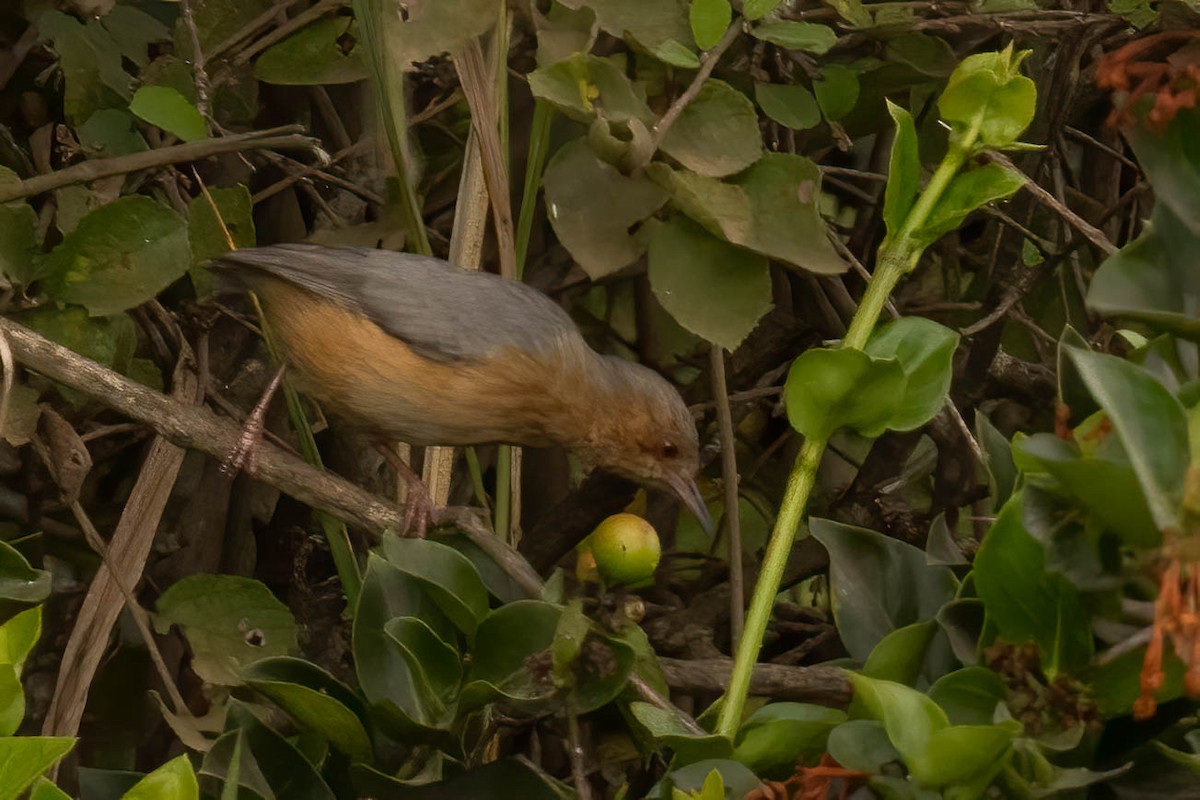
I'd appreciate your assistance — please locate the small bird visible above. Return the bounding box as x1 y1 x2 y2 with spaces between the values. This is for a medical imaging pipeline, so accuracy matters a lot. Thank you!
215 244 712 534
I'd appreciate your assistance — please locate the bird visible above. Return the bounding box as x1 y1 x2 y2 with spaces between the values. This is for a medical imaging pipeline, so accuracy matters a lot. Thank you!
214 243 712 535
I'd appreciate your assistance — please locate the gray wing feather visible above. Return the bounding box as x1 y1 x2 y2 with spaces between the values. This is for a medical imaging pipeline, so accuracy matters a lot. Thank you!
216 244 578 363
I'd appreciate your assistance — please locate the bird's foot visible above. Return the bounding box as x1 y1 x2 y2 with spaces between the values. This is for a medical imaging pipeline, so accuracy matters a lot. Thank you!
221 362 288 477
374 442 441 538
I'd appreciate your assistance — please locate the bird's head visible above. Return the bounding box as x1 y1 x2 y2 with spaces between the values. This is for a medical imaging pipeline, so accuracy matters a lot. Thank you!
574 357 713 533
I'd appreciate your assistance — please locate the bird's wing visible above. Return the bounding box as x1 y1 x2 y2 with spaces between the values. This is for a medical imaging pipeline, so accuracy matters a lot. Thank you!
216 244 579 363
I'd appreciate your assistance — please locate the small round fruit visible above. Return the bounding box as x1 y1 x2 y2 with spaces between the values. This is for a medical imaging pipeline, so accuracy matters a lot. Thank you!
588 513 661 585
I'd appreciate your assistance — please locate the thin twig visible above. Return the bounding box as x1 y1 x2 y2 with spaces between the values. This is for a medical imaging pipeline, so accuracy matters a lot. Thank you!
179 0 212 119
639 21 743 169
231 0 346 65
0 126 315 203
710 345 744 650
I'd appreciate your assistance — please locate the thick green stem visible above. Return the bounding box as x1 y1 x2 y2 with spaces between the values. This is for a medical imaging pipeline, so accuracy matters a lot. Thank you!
715 123 982 738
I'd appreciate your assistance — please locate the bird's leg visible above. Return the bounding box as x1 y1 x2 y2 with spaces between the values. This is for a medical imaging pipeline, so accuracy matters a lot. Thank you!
222 362 288 476
373 442 438 538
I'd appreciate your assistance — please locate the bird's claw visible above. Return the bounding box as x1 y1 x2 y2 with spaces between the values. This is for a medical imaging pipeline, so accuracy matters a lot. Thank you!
222 419 264 476
401 481 441 538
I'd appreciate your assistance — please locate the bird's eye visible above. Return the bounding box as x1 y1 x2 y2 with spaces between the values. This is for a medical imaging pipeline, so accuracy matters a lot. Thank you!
661 441 679 459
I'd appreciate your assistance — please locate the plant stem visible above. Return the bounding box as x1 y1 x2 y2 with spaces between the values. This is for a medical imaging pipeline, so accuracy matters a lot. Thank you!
715 124 981 738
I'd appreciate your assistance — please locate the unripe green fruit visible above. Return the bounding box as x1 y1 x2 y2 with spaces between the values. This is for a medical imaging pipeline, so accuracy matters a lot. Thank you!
585 513 661 585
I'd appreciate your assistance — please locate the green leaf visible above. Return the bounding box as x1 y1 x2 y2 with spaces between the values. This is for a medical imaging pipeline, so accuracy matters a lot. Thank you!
242 657 373 762
908 724 1014 788
533 2 598 68
914 163 1024 247
0 540 51 628
826 720 900 773
938 45 1036 148
1065 348 1188 531
743 0 786 19
927 667 1005 726
648 154 848 273
648 759 762 799
862 621 939 686
375 0 498 69
630 702 733 765
784 348 906 440
155 575 299 685
1124 108 1200 238
1087 203 1200 339
973 493 1093 676
37 10 132 124
77 109 149 157
28 778 72 800
660 80 763 178
652 38 701 68
0 737 75 800
809 518 957 661
40 196 190 316
883 101 920 240
543 138 667 279
0 203 39 285
559 0 694 56
254 17 368 85
647 216 772 350
120 755 198 800
551 598 589 684
14 306 137 400
813 64 859 121
0 607 41 669
689 0 730 49
885 33 958 78
732 703 846 774
188 185 256 273
754 83 820 130
749 21 837 53
530 53 654 124
975 410 1017 508
351 757 570 800
203 702 336 800
199 731 271 800
0 667 22 738
101 6 170 67
384 616 462 710
461 600 562 710
130 86 207 142
863 317 959 431
381 534 490 635
847 673 948 770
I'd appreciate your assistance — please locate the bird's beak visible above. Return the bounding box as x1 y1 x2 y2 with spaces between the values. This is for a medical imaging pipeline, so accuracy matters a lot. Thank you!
667 473 715 535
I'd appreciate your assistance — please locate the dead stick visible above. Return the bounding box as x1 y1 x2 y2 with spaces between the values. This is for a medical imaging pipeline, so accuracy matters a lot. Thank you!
0 127 315 204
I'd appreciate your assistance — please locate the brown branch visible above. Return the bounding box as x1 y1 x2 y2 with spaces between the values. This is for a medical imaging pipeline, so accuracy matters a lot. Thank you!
0 126 316 204
709 345 744 648
659 657 852 707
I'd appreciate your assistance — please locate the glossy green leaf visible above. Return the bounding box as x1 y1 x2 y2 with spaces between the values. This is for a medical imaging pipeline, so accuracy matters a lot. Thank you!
120 755 198 800
925 514 968 567
647 216 772 350
810 518 957 661
1014 433 1160 548
0 203 38 286
204 702 336 800
560 0 693 55
0 540 50 628
927 667 1005 726
883 101 920 240
813 64 859 121
648 154 847 273
352 555 453 726
826 720 899 773
1065 348 1188 531
28 778 71 800
754 83 820 130
732 703 846 774
784 348 906 440
743 0 786 19
864 316 959 431
914 163 1024 247
551 598 589 684
848 673 948 769
908 724 1014 788
544 138 667 279
862 621 939 686
381 534 489 635
1124 108 1200 238
630 702 733 765
155 575 299 685
461 600 561 709
40 196 190 316
938 45 1036 148
384 616 462 709
975 410 1017 508
130 86 207 142
0 737 75 800
749 21 837 53
0 668 22 738
648 759 762 799
689 0 730 49
243 657 373 761
973 494 1093 676
198 731 271 800
77 109 149 157
660 80 763 178
0 607 41 669
254 17 368 85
